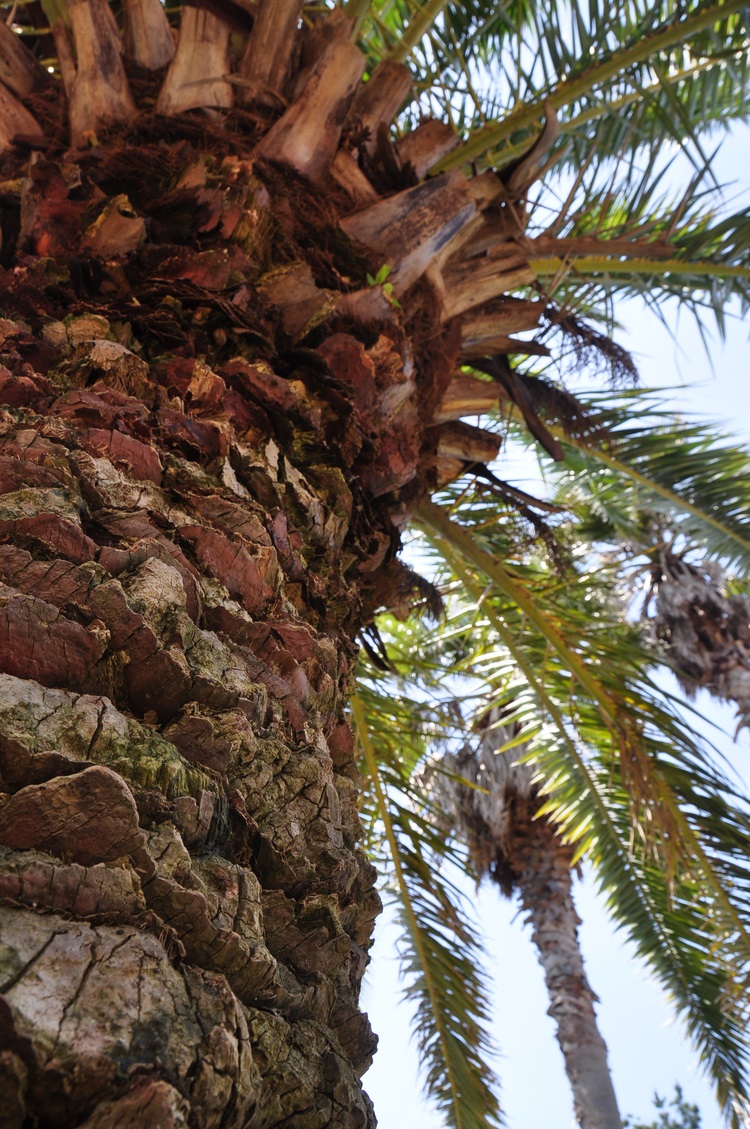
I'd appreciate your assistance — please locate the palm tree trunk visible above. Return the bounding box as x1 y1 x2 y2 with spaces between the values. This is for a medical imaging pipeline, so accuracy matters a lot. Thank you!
0 4 554 1123
436 720 621 1127
0 263 386 1126
513 818 622 1129
0 15 397 1129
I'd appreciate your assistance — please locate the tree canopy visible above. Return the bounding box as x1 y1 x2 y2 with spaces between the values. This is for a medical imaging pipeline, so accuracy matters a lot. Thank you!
1 0 750 1127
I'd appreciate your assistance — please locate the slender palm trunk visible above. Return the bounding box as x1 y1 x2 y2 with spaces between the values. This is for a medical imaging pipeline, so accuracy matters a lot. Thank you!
512 818 622 1129
440 730 621 1129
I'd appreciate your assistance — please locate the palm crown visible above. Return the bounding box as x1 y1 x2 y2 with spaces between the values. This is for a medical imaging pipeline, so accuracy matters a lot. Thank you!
358 394 750 1125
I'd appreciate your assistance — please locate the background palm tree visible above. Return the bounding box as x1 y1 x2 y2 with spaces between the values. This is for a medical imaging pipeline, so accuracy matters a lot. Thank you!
357 419 750 1128
544 396 750 728
437 713 623 1129
0 1 749 1127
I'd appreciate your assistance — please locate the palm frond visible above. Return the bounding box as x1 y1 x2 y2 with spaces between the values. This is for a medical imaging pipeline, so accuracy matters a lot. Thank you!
545 392 750 571
392 521 750 1123
544 50 750 173
433 0 750 170
352 685 503 1129
352 0 750 176
521 151 750 328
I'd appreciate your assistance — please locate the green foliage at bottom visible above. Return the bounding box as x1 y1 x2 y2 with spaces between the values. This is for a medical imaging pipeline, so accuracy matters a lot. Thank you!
623 1085 702 1129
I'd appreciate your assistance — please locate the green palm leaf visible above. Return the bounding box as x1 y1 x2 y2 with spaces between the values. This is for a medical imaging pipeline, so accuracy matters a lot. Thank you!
352 683 503 1129
351 0 750 337
433 0 750 170
523 167 750 327
543 391 750 570
352 0 750 171
383 512 750 1123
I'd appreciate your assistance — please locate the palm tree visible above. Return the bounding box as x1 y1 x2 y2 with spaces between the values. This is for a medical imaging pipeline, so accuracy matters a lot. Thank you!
544 395 750 728
438 714 623 1129
356 443 750 1129
0 1 749 1126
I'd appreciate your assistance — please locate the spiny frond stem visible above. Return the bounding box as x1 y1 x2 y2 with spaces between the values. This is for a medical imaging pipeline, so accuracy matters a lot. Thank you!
429 535 631 852
482 52 748 171
351 691 467 1129
415 500 618 727
388 0 451 63
530 255 750 280
436 0 749 170
343 0 372 38
528 239 678 260
551 428 750 561
655 783 750 959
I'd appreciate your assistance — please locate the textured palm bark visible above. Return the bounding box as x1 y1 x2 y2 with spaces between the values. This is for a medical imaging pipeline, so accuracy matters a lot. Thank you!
0 296 385 1126
0 3 552 1123
0 142 416 1129
510 818 622 1129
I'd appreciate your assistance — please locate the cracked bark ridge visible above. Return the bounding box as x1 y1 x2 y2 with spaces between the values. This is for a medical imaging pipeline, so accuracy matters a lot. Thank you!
0 911 258 1128
0 765 148 866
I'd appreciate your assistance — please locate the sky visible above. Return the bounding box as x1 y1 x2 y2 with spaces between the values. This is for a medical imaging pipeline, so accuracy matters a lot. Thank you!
361 126 750 1129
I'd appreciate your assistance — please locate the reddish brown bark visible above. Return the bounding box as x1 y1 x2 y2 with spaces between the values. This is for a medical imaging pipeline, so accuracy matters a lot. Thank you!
0 220 388 1125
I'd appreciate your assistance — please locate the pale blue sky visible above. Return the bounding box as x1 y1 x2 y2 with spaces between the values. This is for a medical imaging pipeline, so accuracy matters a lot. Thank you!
362 126 750 1129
